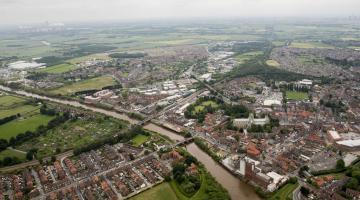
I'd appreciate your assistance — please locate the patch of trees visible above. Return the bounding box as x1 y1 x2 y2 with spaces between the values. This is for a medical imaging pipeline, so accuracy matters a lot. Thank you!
74 89 99 96
36 56 65 66
0 139 8 151
0 115 18 126
102 84 122 90
223 104 249 118
0 156 22 167
194 138 221 162
26 72 48 81
64 44 116 58
281 83 310 92
326 57 360 69
40 104 57 116
172 160 201 196
320 99 347 113
109 52 146 59
128 112 145 120
231 41 271 54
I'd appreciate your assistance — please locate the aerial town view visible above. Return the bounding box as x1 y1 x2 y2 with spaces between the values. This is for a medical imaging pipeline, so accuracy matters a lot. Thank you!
0 0 360 199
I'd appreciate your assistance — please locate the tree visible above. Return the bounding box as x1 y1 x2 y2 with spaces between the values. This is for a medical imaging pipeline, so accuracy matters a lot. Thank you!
300 186 310 197
336 159 345 169
346 178 359 189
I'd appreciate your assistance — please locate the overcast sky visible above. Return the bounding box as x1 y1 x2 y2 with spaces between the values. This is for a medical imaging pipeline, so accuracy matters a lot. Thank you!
0 0 359 25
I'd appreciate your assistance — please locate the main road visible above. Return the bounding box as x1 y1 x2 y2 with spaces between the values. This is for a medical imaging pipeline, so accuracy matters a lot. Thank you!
0 85 259 199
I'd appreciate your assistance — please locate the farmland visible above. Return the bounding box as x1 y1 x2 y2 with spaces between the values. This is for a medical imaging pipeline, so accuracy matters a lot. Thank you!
266 59 280 67
0 105 39 119
131 134 150 147
37 63 77 74
16 117 127 158
290 42 334 49
50 75 117 95
0 95 26 107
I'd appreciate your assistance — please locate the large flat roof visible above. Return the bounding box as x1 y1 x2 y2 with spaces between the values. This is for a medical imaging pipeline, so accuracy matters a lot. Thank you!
337 139 360 147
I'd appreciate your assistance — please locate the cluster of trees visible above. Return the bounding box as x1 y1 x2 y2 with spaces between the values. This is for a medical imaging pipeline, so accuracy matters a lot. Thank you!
40 104 57 116
128 112 145 120
0 114 18 125
0 156 22 167
247 116 279 133
223 104 249 118
281 83 310 93
194 138 221 162
326 57 360 69
74 125 147 155
109 52 146 59
320 99 347 113
172 155 201 195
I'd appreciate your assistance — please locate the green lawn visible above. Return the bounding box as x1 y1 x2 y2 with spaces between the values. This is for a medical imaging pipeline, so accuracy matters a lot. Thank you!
266 60 280 67
193 101 218 115
0 95 26 108
235 51 263 64
269 183 299 200
130 183 178 200
286 91 309 101
0 149 26 161
37 63 77 74
132 134 150 147
50 76 117 95
0 114 55 141
0 105 39 119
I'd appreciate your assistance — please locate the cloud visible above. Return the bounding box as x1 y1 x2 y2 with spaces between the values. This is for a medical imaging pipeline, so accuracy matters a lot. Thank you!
0 0 359 25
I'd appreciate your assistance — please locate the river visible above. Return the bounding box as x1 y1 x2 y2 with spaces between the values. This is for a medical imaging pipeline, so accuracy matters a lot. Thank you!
0 85 259 199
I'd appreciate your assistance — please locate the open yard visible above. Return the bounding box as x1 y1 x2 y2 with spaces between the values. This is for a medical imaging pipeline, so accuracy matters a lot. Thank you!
0 113 55 141
50 76 117 95
0 149 26 161
132 134 150 147
130 183 178 200
286 91 309 101
37 63 77 74
270 183 299 200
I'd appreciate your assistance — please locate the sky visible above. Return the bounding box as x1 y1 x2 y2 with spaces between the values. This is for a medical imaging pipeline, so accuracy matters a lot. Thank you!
0 0 359 25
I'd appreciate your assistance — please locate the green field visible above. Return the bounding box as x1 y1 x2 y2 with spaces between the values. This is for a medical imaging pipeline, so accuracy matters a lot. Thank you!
193 100 219 114
50 76 117 95
270 183 299 200
130 183 178 200
266 60 280 67
37 63 77 74
235 51 263 64
0 114 55 141
0 149 26 161
0 105 39 119
286 91 309 101
0 95 26 108
132 134 150 147
290 42 333 49
67 53 110 64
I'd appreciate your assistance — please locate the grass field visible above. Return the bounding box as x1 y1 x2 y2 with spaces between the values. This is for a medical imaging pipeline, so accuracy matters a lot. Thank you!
290 42 333 49
130 183 178 200
286 91 309 101
50 76 117 95
132 134 150 147
266 60 280 67
0 105 39 119
37 63 77 74
193 101 219 114
0 95 26 108
0 149 26 161
269 183 299 200
235 51 263 64
0 114 55 141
